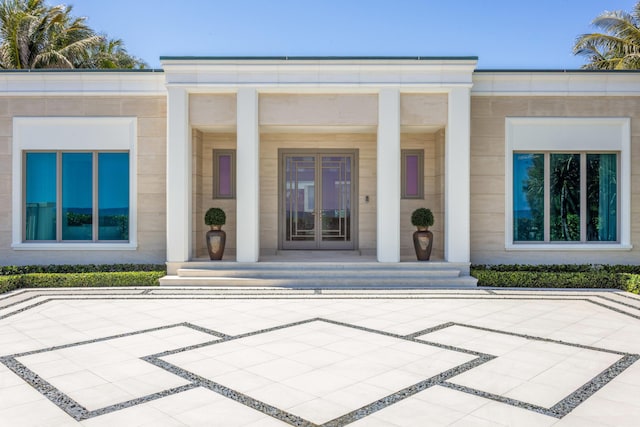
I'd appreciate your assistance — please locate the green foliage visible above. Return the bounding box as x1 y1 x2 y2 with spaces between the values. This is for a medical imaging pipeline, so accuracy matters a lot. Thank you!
0 264 166 275
471 264 640 294
204 207 226 226
0 0 146 69
0 275 20 294
573 1 640 69
411 208 434 228
17 271 164 288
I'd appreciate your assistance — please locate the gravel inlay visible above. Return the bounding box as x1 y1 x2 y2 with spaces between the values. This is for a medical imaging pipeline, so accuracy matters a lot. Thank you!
0 289 638 425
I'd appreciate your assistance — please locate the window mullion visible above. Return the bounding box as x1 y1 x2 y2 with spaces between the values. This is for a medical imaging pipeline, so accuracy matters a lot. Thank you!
580 152 587 242
56 152 62 242
93 152 99 242
543 153 550 242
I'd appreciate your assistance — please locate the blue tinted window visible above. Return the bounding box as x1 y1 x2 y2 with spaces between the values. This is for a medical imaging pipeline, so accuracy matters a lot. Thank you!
98 153 129 240
25 153 56 240
513 153 544 241
62 153 93 241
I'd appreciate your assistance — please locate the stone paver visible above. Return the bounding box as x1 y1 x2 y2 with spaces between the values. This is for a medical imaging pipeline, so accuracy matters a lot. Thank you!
0 287 639 426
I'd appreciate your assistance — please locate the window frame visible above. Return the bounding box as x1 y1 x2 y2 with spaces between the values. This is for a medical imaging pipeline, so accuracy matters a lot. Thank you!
12 117 137 251
505 117 631 251
212 149 236 199
401 149 424 199
512 150 620 244
23 150 130 243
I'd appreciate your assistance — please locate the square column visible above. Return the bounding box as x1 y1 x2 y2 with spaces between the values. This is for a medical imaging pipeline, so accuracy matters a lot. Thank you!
166 87 191 263
377 88 401 262
445 87 471 262
236 88 260 262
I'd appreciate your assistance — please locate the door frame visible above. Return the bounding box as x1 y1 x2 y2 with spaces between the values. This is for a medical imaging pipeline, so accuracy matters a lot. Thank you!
278 148 359 250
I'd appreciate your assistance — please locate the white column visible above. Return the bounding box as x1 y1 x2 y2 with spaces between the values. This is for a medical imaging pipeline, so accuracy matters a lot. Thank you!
445 87 471 262
166 87 192 264
236 88 260 262
377 88 401 262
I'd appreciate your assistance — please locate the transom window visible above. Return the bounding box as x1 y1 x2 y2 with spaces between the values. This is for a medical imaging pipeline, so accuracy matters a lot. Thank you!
513 152 618 243
24 151 130 242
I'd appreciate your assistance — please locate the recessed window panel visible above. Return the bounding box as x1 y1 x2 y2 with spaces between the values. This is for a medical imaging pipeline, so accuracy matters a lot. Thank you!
213 150 235 199
98 153 129 241
513 153 544 241
62 153 93 241
25 153 57 240
401 150 424 199
587 154 617 241
550 154 580 241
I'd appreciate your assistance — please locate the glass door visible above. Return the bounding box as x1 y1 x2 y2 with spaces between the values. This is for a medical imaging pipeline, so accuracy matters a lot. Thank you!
281 151 355 250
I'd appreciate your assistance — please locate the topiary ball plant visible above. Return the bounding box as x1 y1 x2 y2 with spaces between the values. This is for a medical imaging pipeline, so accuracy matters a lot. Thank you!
205 207 226 229
411 208 434 230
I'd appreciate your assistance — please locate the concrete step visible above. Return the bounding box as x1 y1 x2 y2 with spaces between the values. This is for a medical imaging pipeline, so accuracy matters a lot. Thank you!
159 275 478 288
176 268 462 279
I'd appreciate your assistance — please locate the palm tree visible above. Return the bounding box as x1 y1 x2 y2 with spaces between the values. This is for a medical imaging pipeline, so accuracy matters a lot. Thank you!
573 2 640 70
76 36 146 69
0 0 146 69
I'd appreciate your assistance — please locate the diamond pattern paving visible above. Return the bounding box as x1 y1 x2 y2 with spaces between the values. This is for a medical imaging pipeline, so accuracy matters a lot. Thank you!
0 288 639 426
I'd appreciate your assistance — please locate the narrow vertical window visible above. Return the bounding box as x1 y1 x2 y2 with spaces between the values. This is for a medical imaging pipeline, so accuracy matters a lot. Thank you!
62 153 93 241
213 150 235 199
401 150 424 199
587 154 617 241
98 153 129 241
25 152 57 240
550 154 580 241
513 153 544 241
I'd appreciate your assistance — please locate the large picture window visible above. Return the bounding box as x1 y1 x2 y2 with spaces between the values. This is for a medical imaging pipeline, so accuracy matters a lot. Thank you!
513 152 617 243
25 151 130 242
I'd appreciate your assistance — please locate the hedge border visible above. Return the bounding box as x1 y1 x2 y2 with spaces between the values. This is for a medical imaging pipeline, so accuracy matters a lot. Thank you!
471 264 640 294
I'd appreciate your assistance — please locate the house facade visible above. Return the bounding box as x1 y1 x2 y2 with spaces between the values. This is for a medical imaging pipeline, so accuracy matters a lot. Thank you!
1 58 638 273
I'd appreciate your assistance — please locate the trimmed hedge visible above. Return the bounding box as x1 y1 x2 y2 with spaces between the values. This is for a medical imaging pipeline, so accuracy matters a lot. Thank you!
0 264 166 294
472 264 640 294
0 264 165 276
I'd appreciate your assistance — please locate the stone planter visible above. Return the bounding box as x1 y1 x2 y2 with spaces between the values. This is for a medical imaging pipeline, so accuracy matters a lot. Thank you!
413 227 433 261
206 226 226 260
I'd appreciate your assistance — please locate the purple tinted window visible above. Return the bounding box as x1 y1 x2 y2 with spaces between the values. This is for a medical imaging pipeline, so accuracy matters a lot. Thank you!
218 154 232 197
405 155 419 196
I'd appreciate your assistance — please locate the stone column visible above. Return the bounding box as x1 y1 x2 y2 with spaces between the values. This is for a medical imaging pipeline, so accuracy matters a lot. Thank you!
236 87 260 262
166 87 192 266
377 88 401 262
445 87 471 262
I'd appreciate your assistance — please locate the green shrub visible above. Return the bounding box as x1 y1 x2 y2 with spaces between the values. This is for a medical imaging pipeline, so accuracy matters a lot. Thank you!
0 276 21 294
0 264 165 276
204 207 226 226
0 265 166 294
16 272 164 288
410 208 434 228
471 265 640 294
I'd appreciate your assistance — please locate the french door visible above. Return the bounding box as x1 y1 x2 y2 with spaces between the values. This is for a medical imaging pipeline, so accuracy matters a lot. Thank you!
280 150 357 250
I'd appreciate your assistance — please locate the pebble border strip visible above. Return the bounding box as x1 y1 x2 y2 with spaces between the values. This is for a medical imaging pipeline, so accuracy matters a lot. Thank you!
0 312 637 425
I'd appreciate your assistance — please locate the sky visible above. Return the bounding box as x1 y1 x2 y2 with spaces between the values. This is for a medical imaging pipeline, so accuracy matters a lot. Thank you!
65 0 638 70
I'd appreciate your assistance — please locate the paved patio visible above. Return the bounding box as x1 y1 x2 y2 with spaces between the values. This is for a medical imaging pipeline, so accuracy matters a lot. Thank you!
0 287 639 426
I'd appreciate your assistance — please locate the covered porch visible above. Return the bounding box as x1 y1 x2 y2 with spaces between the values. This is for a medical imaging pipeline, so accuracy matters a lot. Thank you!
162 58 475 283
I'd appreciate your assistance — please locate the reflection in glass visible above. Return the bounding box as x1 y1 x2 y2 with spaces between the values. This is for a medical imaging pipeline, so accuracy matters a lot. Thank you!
587 154 617 241
285 156 316 242
513 153 544 241
550 154 580 241
321 156 351 242
25 153 56 240
405 154 419 197
62 153 93 240
99 153 129 240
